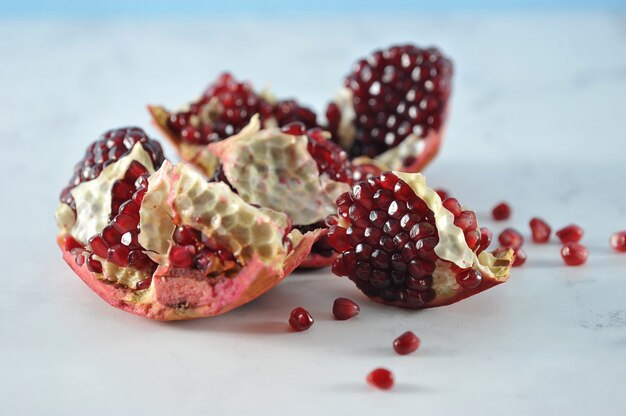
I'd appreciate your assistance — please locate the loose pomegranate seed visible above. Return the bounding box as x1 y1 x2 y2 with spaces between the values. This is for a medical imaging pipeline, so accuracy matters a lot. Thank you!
492 202 511 221
561 243 589 266
367 368 394 390
332 297 360 320
327 45 452 160
512 247 527 267
498 228 524 249
456 269 482 289
393 331 421 355
610 231 626 252
556 224 584 244
289 307 314 331
529 217 551 243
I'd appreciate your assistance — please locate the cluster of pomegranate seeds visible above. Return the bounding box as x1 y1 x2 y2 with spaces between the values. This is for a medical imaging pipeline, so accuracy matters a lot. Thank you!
610 231 626 252
327 172 440 307
366 368 394 390
561 242 589 266
556 224 584 244
169 225 239 275
289 307 314 331
327 45 452 159
393 331 421 355
167 72 318 146
60 127 164 210
492 202 511 221
442 197 483 251
87 161 156 277
332 297 360 320
498 228 524 249
280 122 353 184
529 217 551 243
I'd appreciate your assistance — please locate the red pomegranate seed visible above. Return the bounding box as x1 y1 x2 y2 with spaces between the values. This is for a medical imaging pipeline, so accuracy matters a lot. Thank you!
136 278 152 290
492 202 511 221
477 227 492 253
280 122 306 136
443 197 462 217
529 217 551 243
556 224 584 244
498 228 524 249
169 245 195 268
610 231 626 252
367 368 394 390
512 247 527 267
289 307 314 331
393 331 421 355
561 242 589 266
435 188 449 200
456 269 482 289
332 297 360 320
63 235 83 251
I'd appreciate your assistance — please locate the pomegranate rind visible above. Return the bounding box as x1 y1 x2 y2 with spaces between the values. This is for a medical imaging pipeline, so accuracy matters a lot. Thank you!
148 105 218 178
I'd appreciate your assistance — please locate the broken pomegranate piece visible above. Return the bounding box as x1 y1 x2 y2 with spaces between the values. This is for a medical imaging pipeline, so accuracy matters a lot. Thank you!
327 171 514 309
55 130 319 320
326 44 453 173
148 72 319 179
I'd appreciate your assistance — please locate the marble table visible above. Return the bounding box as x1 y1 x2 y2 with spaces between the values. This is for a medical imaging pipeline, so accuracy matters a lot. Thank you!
1 11 625 415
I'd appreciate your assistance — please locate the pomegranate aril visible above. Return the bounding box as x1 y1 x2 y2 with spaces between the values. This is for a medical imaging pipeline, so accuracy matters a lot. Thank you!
498 228 524 249
367 368 394 390
107 244 130 266
393 331 421 355
86 254 103 273
610 231 626 252
478 227 492 253
435 188 449 200
456 269 482 289
512 247 527 267
556 224 584 244
492 202 511 220
136 278 152 290
289 307 314 331
442 197 462 217
63 235 83 251
529 217 551 243
561 243 588 266
88 235 108 259
332 297 360 320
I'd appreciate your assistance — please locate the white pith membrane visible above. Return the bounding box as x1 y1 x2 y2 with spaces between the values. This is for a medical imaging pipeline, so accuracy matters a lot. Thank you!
54 143 155 243
208 115 351 227
331 88 429 171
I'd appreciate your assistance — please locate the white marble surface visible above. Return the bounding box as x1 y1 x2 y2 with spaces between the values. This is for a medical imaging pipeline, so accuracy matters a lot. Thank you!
1 11 626 415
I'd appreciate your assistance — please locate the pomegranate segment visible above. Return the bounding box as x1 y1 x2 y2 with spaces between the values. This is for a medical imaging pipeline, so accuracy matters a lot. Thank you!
326 44 453 172
561 243 589 266
393 331 421 355
289 307 314 331
492 202 512 221
529 217 551 243
327 171 514 309
148 72 318 179
556 224 584 244
610 231 626 252
367 368 394 390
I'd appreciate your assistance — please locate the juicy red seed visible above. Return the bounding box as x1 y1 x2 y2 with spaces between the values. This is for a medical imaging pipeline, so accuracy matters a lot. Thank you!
86 254 103 273
454 210 477 231
492 202 511 220
529 217 551 243
88 236 108 259
281 122 306 136
136 278 152 290
367 368 394 390
306 128 353 183
561 243 589 266
512 247 527 267
442 197 462 217
435 188 449 200
169 245 196 268
456 269 482 289
498 228 524 249
393 331 421 355
556 224 584 244
610 231 626 252
63 235 83 251
173 225 201 245
332 297 360 320
107 244 130 266
328 44 452 161
289 307 314 331
478 227 492 253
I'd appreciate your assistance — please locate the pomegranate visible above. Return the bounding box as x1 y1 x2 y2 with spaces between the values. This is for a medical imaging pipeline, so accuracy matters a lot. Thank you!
332 297 360 320
556 224 584 244
610 231 626 252
55 129 319 320
148 72 318 178
326 172 514 309
367 368 394 390
326 44 453 173
529 217 551 243
205 117 354 268
492 202 511 221
561 243 589 266
498 228 524 249
289 307 314 331
393 331 421 355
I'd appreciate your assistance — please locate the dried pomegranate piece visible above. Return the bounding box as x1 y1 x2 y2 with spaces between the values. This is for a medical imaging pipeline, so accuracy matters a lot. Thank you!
326 44 453 173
